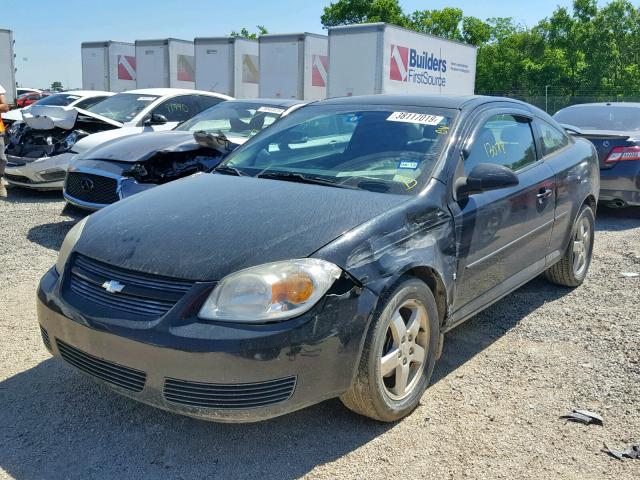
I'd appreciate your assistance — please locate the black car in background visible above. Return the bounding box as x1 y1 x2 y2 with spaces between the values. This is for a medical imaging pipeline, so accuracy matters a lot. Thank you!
554 102 640 208
38 95 599 423
63 99 305 210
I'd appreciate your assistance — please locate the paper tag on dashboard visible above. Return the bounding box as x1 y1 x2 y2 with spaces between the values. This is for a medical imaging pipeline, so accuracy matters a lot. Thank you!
258 106 285 114
387 112 444 125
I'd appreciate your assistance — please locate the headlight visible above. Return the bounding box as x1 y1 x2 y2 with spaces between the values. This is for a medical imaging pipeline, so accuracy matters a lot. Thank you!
55 131 78 153
6 122 20 137
198 259 342 322
55 217 88 275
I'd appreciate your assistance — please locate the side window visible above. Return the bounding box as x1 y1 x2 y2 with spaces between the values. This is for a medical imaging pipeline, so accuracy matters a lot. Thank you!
74 96 107 110
465 114 537 174
152 95 198 123
538 120 569 157
196 95 225 113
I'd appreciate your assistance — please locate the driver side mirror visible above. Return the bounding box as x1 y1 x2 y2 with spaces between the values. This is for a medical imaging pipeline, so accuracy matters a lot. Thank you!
144 113 168 126
455 163 519 200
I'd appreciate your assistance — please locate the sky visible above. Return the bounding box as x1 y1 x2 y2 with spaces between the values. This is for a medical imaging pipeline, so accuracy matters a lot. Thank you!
2 0 577 89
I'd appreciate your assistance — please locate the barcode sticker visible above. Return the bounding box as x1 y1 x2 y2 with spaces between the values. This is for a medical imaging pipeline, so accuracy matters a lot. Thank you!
387 112 444 125
258 106 285 114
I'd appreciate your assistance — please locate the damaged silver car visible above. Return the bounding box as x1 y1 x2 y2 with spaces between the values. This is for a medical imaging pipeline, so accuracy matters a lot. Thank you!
4 105 122 189
63 99 305 209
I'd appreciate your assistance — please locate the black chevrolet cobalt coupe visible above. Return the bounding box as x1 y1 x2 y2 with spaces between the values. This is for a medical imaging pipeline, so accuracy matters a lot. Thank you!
38 95 599 422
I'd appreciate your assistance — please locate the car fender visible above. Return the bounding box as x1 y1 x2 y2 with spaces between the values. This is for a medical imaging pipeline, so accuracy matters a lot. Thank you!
313 179 456 323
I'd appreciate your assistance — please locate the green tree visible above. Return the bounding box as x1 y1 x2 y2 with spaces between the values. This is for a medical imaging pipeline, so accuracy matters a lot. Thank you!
321 0 408 28
409 7 465 41
230 25 268 39
50 81 63 91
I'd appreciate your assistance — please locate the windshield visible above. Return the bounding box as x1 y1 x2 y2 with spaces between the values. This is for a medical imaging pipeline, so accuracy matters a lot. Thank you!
554 105 640 131
87 93 159 124
34 93 81 107
177 102 285 138
220 105 456 195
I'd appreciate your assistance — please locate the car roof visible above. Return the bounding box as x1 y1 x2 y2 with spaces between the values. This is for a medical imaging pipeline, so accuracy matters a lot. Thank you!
317 94 530 110
225 98 304 108
123 88 232 99
556 102 640 110
59 90 114 97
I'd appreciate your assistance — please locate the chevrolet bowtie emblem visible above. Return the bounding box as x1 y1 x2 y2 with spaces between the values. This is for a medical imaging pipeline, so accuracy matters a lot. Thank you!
102 280 125 294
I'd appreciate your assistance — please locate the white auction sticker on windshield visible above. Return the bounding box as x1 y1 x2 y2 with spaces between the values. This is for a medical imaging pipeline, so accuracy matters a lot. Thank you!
258 106 285 114
137 96 156 101
387 112 444 125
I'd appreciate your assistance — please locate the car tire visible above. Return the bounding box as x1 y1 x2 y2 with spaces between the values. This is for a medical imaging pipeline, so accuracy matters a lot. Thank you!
545 204 595 287
340 277 440 422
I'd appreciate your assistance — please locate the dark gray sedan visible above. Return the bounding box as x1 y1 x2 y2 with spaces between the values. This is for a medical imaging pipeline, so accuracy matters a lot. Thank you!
63 99 305 210
38 95 599 423
554 102 640 208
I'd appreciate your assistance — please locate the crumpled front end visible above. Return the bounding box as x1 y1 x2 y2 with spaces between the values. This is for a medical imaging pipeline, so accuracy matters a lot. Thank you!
4 107 121 190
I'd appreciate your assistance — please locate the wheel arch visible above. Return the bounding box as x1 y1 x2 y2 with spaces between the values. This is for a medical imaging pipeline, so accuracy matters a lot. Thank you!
584 194 597 213
374 264 449 327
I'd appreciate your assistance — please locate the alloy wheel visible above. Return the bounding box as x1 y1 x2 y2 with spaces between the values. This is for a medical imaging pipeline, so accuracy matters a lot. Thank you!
379 299 429 401
572 215 591 277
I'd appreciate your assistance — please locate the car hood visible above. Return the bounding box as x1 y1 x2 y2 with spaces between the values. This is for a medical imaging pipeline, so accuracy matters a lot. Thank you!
2 108 25 122
82 130 248 163
74 173 408 281
21 105 122 130
72 126 143 154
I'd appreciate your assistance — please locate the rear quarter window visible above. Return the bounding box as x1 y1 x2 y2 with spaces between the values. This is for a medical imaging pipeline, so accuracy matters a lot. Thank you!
538 120 569 157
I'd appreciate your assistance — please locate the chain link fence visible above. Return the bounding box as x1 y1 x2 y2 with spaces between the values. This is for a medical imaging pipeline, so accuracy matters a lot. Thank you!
481 88 640 115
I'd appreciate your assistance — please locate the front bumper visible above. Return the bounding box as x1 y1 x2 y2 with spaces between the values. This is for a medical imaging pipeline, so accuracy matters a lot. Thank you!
37 267 376 422
599 161 640 206
4 153 74 190
63 165 156 211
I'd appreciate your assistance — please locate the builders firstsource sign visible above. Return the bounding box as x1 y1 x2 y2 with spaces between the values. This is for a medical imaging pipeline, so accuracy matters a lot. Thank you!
390 45 447 86
387 40 475 94
382 27 476 95
328 23 476 97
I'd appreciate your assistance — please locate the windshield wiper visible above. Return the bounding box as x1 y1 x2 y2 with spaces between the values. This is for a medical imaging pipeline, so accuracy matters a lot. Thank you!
257 171 357 189
214 165 248 176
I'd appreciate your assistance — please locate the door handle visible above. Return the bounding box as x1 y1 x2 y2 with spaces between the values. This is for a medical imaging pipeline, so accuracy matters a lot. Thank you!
537 188 553 204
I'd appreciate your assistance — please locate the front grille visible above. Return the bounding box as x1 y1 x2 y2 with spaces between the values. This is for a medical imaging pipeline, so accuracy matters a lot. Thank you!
67 254 193 318
163 376 297 409
39 170 67 182
4 173 33 184
40 326 51 351
57 339 146 392
65 172 119 205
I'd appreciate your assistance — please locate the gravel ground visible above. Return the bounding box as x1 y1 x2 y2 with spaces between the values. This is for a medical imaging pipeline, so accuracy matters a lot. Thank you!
0 186 638 480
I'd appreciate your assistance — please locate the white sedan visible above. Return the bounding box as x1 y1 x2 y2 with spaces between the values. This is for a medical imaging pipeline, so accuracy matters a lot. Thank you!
4 88 232 190
2 90 114 126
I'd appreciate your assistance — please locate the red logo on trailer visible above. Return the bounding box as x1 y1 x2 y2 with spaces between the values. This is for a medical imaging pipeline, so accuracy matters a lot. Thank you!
117 55 136 81
389 44 408 81
177 55 195 82
311 55 328 87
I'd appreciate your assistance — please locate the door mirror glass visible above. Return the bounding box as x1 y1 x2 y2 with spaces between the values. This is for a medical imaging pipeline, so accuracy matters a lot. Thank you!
456 163 519 199
144 113 168 126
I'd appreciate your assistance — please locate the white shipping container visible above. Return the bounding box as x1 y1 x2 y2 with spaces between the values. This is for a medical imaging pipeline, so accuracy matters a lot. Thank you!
259 33 328 100
81 41 136 92
328 23 477 98
195 37 259 98
135 38 195 89
0 29 16 104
